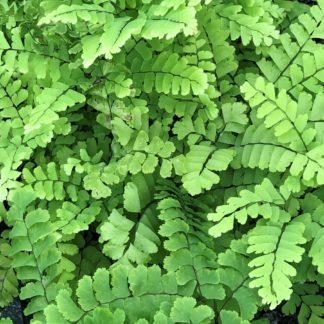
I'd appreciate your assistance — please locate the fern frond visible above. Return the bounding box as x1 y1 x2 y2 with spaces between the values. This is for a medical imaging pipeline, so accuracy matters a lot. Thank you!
99 207 160 266
0 28 69 80
233 125 324 188
158 95 199 117
157 191 225 300
132 51 208 95
22 162 85 202
123 174 155 213
247 217 306 309
55 200 101 237
310 93 324 143
0 139 32 201
142 4 198 39
200 168 281 209
38 4 115 25
0 0 323 321
108 123 176 180
180 145 235 195
241 76 316 151
6 188 64 316
81 14 146 68
302 198 324 274
257 5 324 97
0 239 18 307
215 238 261 321
198 13 238 80
87 68 133 100
24 83 85 142
45 265 183 323
0 72 28 122
282 283 324 324
210 3 279 46
208 178 288 238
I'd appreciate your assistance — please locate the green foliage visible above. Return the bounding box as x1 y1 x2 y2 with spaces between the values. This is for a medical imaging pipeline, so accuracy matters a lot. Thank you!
0 319 12 324
0 0 323 323
6 188 65 317
216 245 261 321
157 186 225 300
44 265 215 323
282 283 324 324
247 217 306 308
0 239 18 307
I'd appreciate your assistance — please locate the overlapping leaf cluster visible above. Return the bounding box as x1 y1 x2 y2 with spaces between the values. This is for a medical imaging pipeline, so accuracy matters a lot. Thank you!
0 0 323 323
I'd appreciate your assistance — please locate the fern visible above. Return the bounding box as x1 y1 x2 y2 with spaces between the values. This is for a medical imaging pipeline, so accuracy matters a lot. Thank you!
131 51 208 95
247 217 306 309
43 265 213 323
1 0 324 322
282 283 324 324
257 3 324 98
0 28 69 80
22 162 85 201
215 238 261 321
180 145 235 195
55 200 101 238
233 125 324 189
6 188 64 317
0 239 18 307
24 83 85 144
209 2 280 46
38 4 115 26
301 193 324 274
208 178 289 238
99 207 160 266
241 76 316 151
157 192 225 300
141 4 198 40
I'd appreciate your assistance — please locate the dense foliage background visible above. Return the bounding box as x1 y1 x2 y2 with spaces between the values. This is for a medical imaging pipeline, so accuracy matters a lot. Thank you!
0 0 324 323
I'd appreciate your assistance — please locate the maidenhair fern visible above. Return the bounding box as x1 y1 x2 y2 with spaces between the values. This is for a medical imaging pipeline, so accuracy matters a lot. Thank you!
0 0 323 323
